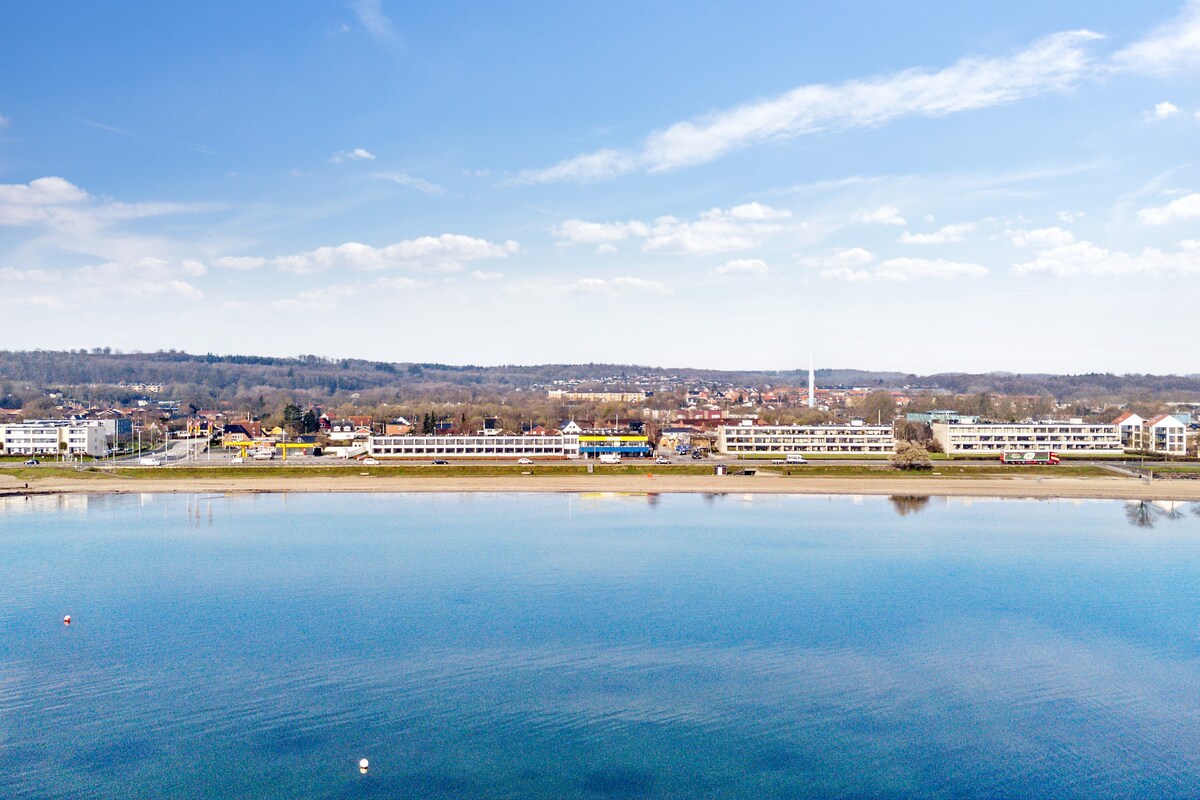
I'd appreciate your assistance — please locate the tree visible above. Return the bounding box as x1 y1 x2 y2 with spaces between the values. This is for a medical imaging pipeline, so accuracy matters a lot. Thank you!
281 403 304 434
857 390 897 424
301 408 319 434
891 441 932 470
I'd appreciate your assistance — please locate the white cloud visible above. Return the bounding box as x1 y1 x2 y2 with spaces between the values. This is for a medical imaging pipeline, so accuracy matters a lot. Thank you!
269 234 520 274
1153 101 1181 119
594 243 619 255
1007 227 1076 248
1181 239 1200 250
379 172 447 196
470 269 503 280
213 256 268 271
716 258 768 275
1057 210 1086 223
270 286 357 312
330 147 376 164
350 0 396 40
567 276 671 295
510 149 635 185
519 30 1103 181
0 177 89 225
1138 192 1200 225
181 259 207 276
553 219 650 246
899 222 976 244
855 206 906 226
1113 0 1200 74
1014 240 1200 276
375 276 428 290
553 202 790 257
0 267 60 283
823 257 988 282
797 247 875 270
645 203 791 255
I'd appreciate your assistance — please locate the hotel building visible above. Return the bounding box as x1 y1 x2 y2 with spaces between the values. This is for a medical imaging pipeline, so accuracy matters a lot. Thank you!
716 422 896 456
929 420 1122 456
368 434 580 459
0 420 112 458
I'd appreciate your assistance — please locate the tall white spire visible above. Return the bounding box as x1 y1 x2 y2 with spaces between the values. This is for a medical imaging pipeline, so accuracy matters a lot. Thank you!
808 352 815 408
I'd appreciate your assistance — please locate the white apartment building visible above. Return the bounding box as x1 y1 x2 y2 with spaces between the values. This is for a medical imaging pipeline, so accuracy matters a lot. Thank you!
1129 414 1188 455
717 422 896 456
0 420 111 458
930 420 1122 456
369 434 580 459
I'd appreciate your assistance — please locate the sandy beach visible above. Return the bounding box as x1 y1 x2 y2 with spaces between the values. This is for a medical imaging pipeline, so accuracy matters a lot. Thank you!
3 471 1200 501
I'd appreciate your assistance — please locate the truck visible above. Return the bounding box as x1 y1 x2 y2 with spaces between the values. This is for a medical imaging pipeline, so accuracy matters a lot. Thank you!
138 457 163 467
1000 450 1060 465
599 454 622 464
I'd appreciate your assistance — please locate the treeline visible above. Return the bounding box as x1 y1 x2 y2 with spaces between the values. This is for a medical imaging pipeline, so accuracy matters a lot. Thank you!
1 350 1198 406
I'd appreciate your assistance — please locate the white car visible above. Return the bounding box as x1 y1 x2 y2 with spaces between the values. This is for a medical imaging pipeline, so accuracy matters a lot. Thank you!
230 457 244 464
517 457 533 465
362 458 380 465
139 457 163 467
655 457 672 464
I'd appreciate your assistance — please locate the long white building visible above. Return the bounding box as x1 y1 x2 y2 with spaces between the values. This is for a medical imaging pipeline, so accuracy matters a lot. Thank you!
369 434 580 459
930 420 1122 456
0 420 112 458
717 422 896 456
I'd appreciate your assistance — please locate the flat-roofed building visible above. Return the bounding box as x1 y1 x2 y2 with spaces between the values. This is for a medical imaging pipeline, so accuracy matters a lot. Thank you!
930 420 1122 456
578 433 652 458
717 422 895 456
368 434 579 459
0 420 110 457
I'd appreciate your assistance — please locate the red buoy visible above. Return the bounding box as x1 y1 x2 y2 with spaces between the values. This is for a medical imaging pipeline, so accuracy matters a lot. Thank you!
63 615 71 625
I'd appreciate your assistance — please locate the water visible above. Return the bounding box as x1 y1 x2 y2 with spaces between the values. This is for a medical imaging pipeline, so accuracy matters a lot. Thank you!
3 492 1200 798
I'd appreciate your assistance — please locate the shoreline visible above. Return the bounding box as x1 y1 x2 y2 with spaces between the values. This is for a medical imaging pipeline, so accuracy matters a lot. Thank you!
4 472 1200 501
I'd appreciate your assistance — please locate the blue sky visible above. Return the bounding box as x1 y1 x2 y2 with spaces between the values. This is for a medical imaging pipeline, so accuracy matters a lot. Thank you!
2 1 1199 373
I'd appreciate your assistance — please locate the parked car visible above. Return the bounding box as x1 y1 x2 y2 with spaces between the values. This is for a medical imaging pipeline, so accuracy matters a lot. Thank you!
517 457 533 465
230 457 244 464
139 457 163 467
23 458 40 465
691 451 704 459
362 458 380 465
655 457 672 464
432 459 449 465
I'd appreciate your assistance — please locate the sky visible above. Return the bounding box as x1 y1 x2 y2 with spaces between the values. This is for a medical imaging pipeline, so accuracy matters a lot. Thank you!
2 1 1199 374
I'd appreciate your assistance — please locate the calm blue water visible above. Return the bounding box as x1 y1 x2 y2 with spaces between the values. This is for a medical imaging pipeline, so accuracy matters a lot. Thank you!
3 492 1200 799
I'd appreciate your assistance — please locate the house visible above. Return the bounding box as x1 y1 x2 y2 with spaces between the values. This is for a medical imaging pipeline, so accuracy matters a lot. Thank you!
384 417 413 436
560 420 583 435
1140 414 1187 455
1111 412 1144 448
223 421 263 442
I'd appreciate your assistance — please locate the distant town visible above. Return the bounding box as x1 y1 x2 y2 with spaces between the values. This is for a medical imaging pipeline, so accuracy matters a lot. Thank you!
1 350 1197 465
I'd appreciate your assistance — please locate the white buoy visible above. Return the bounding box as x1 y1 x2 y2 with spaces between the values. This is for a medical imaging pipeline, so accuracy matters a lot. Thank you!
358 758 369 773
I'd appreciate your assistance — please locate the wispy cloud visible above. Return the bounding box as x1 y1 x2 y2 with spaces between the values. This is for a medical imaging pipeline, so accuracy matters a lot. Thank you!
264 234 520 274
330 147 376 164
72 117 140 138
1014 239 1200 276
899 222 976 244
350 0 396 41
716 258 768 275
855 206 907 226
516 30 1104 183
552 202 792 257
1112 0 1200 74
0 114 9 129
378 171 448 196
823 256 988 282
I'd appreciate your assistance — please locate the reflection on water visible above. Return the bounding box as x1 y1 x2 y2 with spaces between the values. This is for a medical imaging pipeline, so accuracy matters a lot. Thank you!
888 495 931 516
1124 499 1196 528
4 493 1200 799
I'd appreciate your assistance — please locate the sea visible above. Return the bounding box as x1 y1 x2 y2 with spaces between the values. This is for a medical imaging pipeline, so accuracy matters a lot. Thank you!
3 491 1200 799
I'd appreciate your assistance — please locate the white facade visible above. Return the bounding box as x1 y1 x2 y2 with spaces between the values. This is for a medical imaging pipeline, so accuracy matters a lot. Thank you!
1113 413 1144 448
717 423 896 455
369 434 580 459
1 420 110 457
930 420 1122 456
1134 415 1187 455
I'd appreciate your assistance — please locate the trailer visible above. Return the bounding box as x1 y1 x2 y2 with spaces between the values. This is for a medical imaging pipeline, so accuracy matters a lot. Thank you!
1000 450 1060 465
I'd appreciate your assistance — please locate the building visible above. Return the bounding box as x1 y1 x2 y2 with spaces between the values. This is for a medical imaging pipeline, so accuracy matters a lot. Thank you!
1133 414 1187 455
717 421 896 456
1111 412 1144 448
0 419 112 457
577 432 652 458
930 419 1122 456
548 390 653 402
368 434 580 459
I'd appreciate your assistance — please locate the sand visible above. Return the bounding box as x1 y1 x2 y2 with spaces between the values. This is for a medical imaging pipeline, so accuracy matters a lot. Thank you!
3 471 1200 501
